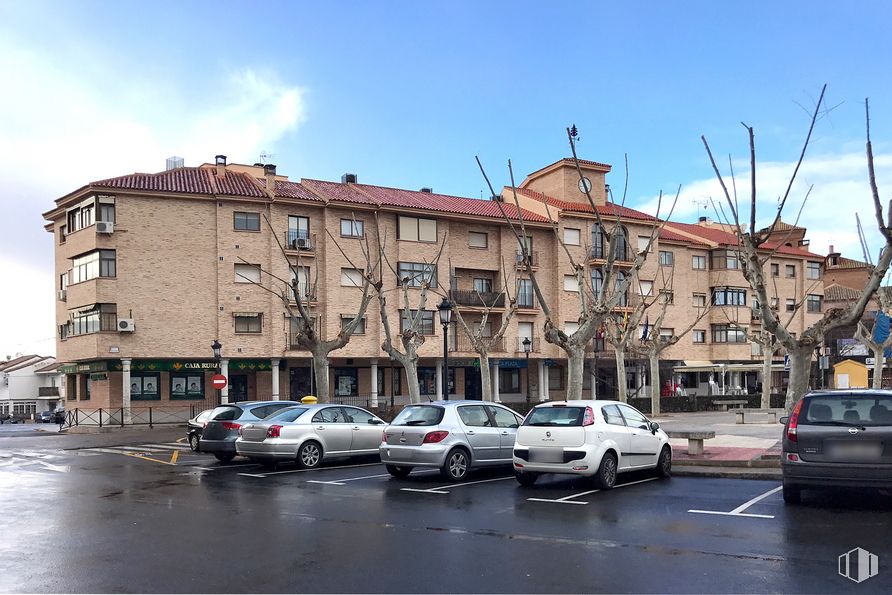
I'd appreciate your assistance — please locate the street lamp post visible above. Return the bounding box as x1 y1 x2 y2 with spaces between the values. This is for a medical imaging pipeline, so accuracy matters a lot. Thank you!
438 297 453 401
211 339 222 405
522 337 532 403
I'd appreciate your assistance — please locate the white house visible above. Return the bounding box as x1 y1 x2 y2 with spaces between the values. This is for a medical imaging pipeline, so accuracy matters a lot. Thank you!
0 355 60 417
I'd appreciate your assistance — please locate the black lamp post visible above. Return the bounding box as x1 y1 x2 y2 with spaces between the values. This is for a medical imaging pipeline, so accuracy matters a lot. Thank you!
211 340 222 404
522 337 532 403
438 297 452 401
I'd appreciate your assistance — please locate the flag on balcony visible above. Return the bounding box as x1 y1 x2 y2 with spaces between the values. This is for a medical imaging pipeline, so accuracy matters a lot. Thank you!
641 316 649 341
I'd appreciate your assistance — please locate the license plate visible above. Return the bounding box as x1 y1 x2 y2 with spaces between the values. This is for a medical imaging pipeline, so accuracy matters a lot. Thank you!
529 448 563 463
828 441 883 461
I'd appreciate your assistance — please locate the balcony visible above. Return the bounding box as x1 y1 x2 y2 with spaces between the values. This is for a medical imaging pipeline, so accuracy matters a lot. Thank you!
289 283 317 303
38 387 60 397
513 336 541 353
284 230 315 253
450 334 506 353
515 251 540 269
449 289 505 309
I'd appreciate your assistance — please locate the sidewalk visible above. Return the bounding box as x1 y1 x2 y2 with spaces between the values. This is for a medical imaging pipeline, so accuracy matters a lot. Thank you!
0 425 186 451
653 411 784 479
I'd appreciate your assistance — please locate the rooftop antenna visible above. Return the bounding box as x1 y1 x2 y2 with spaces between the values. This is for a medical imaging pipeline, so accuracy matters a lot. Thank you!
691 198 709 219
259 151 276 164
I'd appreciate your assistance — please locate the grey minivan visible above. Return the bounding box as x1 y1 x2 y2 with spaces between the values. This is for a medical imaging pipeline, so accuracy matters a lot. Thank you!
781 390 892 503
200 401 301 462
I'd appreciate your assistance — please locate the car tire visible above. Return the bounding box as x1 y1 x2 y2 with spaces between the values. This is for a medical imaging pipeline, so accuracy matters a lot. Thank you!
385 464 413 478
656 446 672 478
214 452 235 464
515 471 539 487
782 481 801 504
440 448 470 482
188 434 200 452
297 441 323 469
596 452 618 489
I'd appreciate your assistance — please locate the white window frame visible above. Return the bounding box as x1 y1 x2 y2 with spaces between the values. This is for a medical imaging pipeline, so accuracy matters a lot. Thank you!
564 228 581 246
340 268 363 287
563 275 578 292
234 263 261 284
468 231 488 248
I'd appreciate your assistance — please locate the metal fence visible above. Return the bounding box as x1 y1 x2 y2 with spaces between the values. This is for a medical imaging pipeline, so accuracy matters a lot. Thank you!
62 405 200 429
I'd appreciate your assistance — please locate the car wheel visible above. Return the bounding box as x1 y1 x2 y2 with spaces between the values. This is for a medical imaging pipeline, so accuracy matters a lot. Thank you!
782 481 801 504
441 448 470 481
656 446 672 478
596 452 618 489
188 434 200 452
214 452 235 464
515 471 539 487
297 441 322 469
385 464 413 478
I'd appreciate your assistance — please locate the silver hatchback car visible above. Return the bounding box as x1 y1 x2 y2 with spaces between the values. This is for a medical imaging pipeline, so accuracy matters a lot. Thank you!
380 401 525 481
236 404 386 469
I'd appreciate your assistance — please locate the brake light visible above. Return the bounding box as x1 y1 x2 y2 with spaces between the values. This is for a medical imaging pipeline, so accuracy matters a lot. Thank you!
582 406 595 426
787 400 803 443
221 421 242 431
267 425 282 438
382 431 387 443
422 430 449 443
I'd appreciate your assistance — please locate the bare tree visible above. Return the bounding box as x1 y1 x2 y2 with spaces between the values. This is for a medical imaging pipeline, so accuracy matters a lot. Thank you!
750 328 781 409
854 290 892 389
702 87 892 410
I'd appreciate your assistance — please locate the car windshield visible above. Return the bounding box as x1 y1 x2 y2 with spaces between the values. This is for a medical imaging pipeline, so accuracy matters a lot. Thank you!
209 406 241 421
390 405 445 426
523 406 585 426
802 394 892 427
264 407 309 423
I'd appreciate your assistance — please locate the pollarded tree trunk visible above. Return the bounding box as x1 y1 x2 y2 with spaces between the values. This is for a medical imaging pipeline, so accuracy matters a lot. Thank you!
479 352 493 402
761 349 773 409
614 345 627 403
648 351 660 416
403 358 421 404
785 346 813 411
872 345 885 389
313 352 330 403
566 345 586 401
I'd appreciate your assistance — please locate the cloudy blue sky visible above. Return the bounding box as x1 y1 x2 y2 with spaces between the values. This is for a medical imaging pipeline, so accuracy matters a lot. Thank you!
2 0 891 357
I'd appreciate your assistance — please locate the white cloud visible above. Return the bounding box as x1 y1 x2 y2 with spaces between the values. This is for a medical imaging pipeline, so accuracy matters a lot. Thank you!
0 256 56 358
633 151 892 259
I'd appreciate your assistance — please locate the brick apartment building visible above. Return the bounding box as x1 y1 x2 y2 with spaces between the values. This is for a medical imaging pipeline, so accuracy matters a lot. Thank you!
43 156 828 414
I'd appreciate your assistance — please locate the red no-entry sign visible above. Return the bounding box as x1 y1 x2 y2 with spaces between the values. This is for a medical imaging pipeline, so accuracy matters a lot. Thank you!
211 374 228 390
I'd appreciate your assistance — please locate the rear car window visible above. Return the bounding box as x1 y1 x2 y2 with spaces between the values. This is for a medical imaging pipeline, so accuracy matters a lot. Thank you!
251 403 294 419
196 410 213 423
209 406 241 421
524 406 585 426
803 394 892 426
390 405 445 426
265 407 309 423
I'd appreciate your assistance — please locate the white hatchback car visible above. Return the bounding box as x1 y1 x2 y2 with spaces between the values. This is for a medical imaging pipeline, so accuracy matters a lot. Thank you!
513 400 672 488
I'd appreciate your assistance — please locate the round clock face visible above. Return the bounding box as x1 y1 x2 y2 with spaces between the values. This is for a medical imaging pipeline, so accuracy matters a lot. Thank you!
578 177 592 193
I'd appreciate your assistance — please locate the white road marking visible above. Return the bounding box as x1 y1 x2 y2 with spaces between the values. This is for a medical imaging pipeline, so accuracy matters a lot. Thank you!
308 473 393 485
144 444 191 451
526 477 659 505
238 461 381 478
688 485 782 519
400 475 515 494
37 461 70 473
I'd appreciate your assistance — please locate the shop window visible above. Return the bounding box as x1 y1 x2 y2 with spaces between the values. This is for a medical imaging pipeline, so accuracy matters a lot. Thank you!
334 368 358 397
171 374 204 400
130 374 160 400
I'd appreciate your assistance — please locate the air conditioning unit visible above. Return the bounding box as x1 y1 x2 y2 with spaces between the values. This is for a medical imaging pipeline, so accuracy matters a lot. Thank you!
96 221 115 234
292 237 311 250
118 319 135 332
58 290 66 302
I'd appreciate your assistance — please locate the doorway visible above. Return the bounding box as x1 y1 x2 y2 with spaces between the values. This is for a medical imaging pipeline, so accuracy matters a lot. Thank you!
229 375 248 402
290 368 313 400
464 366 482 400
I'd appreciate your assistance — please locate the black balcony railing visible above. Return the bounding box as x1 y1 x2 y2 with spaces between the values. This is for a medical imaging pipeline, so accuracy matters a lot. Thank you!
515 250 541 268
451 334 506 353
38 387 60 397
513 336 541 353
449 289 505 308
285 229 314 251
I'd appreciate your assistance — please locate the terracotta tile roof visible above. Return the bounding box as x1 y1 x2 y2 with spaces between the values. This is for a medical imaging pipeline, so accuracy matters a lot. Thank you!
92 167 266 197
514 187 657 221
659 228 709 246
823 284 863 302
267 180 324 202
826 255 868 270
301 179 373 205
757 219 804 233
0 355 41 372
661 222 824 258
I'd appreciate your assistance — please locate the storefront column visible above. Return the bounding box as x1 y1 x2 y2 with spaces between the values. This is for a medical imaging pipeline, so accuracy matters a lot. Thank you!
271 358 281 401
590 364 597 399
540 361 549 401
370 360 379 408
121 358 132 425
492 362 500 402
435 361 443 400
220 359 230 404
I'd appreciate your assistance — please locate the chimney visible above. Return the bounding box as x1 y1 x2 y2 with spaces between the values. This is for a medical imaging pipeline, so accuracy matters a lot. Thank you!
829 244 835 254
698 216 708 223
263 164 277 194
420 187 433 193
341 173 357 184
215 154 227 177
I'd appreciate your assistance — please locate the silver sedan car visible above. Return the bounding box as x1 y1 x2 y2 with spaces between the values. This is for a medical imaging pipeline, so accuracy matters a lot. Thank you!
235 404 386 469
379 401 525 481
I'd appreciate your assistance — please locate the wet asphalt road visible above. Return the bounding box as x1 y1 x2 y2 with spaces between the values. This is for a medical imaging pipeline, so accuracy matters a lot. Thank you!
1 435 890 594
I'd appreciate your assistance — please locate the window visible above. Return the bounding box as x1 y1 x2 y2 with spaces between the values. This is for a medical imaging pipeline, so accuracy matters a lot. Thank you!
637 235 650 254
807 294 822 313
518 322 534 345
473 278 493 293
488 405 521 428
70 304 117 335
344 407 375 425
751 342 762 356
639 280 653 297
398 216 437 242
693 329 706 343
659 328 674 342
564 228 580 245
98 202 115 224
517 279 534 308
340 315 366 334
711 287 747 306
130 374 160 401
400 310 435 335
712 324 747 343
59 224 67 245
80 204 94 229
468 231 488 248
770 297 779 310
602 404 625 426
618 404 650 430
170 374 204 400
591 269 603 296
70 250 116 284
60 273 68 291
548 365 564 390
692 254 707 270
234 313 262 333
659 290 674 304
341 268 363 287
771 263 779 277
499 368 521 392
418 368 438 395
398 262 437 288
458 405 490 427
287 216 310 246
786 298 796 312
785 264 796 278
564 275 578 292
234 212 261 231
234 263 261 284
334 369 358 396
290 266 312 300
615 271 628 307
806 261 821 280
612 226 629 261
710 250 739 270
564 321 579 335
693 293 707 308
659 250 674 266
591 224 604 259
313 407 348 423
340 218 364 238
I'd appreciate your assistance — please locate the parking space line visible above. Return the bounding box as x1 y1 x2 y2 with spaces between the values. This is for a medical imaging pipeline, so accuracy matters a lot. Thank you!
526 477 660 505
308 469 442 485
400 475 514 494
238 461 381 478
688 485 782 519
195 463 259 471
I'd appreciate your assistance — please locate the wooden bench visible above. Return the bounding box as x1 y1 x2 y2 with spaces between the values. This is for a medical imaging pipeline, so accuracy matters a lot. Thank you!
712 399 748 411
667 430 716 456
735 409 779 424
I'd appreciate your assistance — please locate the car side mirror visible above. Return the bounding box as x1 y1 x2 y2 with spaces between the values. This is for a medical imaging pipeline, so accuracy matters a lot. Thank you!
650 421 660 433
779 416 789 425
